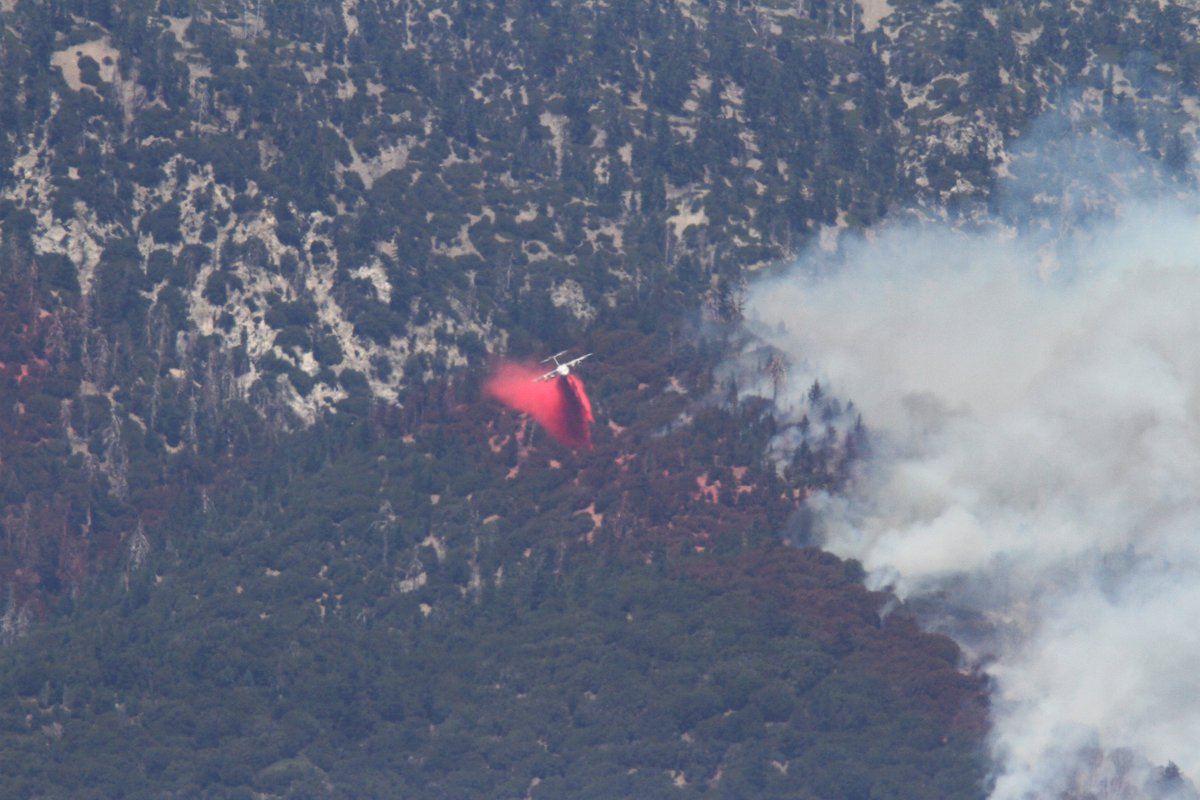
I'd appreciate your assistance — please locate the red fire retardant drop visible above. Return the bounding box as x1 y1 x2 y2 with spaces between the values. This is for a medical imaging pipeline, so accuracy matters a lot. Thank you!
485 362 595 449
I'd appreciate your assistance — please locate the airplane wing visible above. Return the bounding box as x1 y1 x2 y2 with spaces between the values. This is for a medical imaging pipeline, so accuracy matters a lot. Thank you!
564 353 592 370
534 368 558 382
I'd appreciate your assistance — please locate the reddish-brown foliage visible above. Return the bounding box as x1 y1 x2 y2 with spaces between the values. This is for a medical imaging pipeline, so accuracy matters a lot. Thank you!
683 546 989 734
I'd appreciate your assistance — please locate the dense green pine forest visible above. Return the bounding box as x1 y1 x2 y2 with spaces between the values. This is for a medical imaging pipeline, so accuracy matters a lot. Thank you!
0 0 1198 796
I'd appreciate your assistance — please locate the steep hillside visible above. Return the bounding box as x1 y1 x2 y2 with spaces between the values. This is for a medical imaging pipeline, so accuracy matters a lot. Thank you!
0 321 990 798
2 0 1200 797
1 0 1196 603
4 0 1197 419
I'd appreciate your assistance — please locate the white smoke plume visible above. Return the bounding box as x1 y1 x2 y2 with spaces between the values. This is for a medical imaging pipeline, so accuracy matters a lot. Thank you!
745 138 1200 797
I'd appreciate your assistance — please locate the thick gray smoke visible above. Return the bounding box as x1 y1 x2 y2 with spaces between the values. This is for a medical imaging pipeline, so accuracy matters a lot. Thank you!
746 163 1200 795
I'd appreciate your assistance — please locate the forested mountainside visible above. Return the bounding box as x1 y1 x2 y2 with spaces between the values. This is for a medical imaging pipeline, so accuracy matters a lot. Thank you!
0 314 991 798
4 0 1197 414
1 0 1199 797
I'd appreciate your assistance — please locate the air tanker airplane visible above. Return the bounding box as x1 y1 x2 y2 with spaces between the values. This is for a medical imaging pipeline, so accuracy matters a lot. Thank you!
535 350 591 382
486 349 596 449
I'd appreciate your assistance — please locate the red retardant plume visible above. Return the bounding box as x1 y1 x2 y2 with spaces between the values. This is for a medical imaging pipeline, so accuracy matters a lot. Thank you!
485 362 595 449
